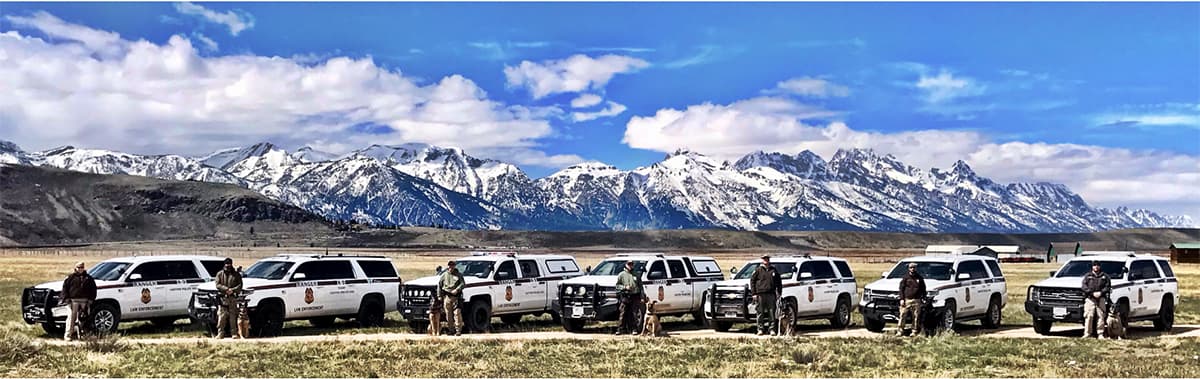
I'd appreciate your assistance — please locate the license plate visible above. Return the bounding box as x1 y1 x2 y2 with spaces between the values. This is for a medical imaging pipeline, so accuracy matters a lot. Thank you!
571 307 583 318
724 312 738 318
1053 307 1067 317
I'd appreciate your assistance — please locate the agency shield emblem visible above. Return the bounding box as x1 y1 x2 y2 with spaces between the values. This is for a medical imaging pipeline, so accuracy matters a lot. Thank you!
807 287 815 303
505 286 513 302
140 288 151 304
658 286 665 301
304 288 315 304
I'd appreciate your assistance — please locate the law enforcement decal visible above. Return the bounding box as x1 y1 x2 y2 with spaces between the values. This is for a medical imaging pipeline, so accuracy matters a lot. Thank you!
807 287 814 303
140 288 152 304
304 288 315 304
658 286 665 302
505 286 513 302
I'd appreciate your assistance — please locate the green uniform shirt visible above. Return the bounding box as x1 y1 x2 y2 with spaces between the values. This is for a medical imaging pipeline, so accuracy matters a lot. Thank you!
215 268 243 298
440 270 465 297
616 270 642 295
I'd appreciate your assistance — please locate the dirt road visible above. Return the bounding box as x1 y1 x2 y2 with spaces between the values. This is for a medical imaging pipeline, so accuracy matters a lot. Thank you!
38 324 1200 346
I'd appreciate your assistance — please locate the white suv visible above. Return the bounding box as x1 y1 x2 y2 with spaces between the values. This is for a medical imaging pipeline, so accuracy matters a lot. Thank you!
397 253 584 333
860 254 1007 334
1025 252 1178 335
189 254 401 337
704 255 858 332
22 255 226 335
555 254 725 332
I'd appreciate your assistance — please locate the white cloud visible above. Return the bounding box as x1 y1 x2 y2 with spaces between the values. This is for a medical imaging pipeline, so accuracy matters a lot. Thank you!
1095 103 1200 128
771 77 850 98
192 33 218 52
4 11 124 57
570 94 603 109
504 54 649 99
174 2 254 36
623 95 1200 219
915 70 984 103
0 14 573 167
572 101 627 122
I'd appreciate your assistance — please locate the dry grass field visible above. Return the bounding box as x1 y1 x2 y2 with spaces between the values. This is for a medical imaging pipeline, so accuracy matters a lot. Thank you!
2 251 1198 377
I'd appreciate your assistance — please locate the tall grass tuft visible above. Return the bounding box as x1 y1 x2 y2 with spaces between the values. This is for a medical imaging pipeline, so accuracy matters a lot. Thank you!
82 331 125 353
0 328 40 364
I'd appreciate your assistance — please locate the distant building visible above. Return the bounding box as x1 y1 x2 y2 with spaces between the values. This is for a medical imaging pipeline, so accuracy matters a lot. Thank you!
925 245 1025 261
1170 242 1200 264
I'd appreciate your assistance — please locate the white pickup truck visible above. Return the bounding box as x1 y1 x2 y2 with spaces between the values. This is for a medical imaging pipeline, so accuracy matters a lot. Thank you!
1025 252 1179 335
704 255 858 332
397 253 585 333
554 253 725 332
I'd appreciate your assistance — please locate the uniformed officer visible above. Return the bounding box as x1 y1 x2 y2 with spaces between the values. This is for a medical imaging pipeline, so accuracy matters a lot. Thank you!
898 262 927 336
1081 261 1111 338
214 258 243 339
750 256 782 336
61 261 97 341
439 260 466 336
614 261 644 335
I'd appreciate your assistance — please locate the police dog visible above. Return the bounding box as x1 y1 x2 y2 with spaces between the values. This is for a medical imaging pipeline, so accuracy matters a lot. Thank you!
1104 301 1125 339
236 303 251 339
428 297 444 336
777 302 796 337
641 300 667 337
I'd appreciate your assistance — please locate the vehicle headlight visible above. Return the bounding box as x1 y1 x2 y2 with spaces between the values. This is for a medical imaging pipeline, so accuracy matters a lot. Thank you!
1028 287 1039 301
566 286 576 295
581 287 589 296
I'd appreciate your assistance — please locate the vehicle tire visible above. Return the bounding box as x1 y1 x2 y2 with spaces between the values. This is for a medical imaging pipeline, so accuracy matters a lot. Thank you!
691 310 707 326
408 320 429 334
712 320 733 332
864 316 884 333
90 302 121 335
937 300 956 333
150 317 179 328
829 296 852 328
1153 296 1174 332
357 298 386 328
465 300 492 333
561 317 585 333
309 316 336 328
1033 318 1053 335
1117 299 1130 329
549 311 562 324
41 322 64 336
500 314 523 325
982 297 1002 329
251 301 285 337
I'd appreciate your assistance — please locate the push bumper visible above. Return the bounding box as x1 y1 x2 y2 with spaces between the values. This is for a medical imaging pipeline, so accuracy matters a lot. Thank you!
399 303 431 322
556 300 620 321
1024 300 1084 323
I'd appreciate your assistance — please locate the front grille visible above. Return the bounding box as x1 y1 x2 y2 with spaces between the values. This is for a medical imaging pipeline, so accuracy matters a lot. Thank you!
560 284 601 306
401 285 436 306
194 289 221 308
1037 287 1084 306
26 288 50 306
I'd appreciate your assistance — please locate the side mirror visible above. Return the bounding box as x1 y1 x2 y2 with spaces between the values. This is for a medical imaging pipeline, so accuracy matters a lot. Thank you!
1122 266 1130 273
1048 271 1057 278
799 272 813 279
127 273 143 281
648 271 667 280
881 271 888 279
957 273 970 281
435 266 444 274
292 273 307 281
585 266 592 273
730 266 738 275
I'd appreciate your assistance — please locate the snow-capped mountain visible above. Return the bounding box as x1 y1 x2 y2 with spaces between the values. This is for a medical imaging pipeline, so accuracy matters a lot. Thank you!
0 138 1190 232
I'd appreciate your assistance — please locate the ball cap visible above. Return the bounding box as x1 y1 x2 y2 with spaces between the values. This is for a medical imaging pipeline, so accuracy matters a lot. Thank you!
75 261 85 268
761 256 771 261
908 262 918 268
223 258 233 265
447 260 457 267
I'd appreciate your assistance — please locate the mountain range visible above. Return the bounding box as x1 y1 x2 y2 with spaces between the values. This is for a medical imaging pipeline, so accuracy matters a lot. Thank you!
0 139 1190 232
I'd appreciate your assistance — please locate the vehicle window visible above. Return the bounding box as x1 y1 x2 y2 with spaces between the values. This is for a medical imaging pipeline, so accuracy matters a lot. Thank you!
985 260 1004 278
293 260 354 281
243 261 294 280
130 262 170 281
1130 260 1161 280
691 259 722 276
357 260 398 278
165 260 200 280
518 260 541 278
453 260 495 279
833 261 854 278
201 260 224 277
495 260 517 280
1055 261 1125 279
589 260 647 276
1156 260 1175 278
800 261 837 280
545 259 580 274
733 262 796 280
667 260 687 278
88 262 131 281
957 260 989 280
648 261 667 277
887 261 954 281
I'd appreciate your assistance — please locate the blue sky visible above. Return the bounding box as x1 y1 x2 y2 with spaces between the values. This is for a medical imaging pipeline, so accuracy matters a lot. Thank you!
0 2 1198 218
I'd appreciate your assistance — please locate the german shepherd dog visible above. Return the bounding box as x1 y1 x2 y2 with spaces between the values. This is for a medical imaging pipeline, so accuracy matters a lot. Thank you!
428 296 444 336
1104 300 1125 339
641 300 667 337
237 299 251 339
777 299 796 337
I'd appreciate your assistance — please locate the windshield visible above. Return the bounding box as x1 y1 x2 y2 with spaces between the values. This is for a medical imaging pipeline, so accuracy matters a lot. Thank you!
88 262 130 281
590 260 647 276
453 260 495 278
243 261 294 280
887 261 953 281
734 262 797 280
1055 261 1125 279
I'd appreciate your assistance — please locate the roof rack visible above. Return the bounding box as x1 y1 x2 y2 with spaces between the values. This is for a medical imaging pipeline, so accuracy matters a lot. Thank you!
614 253 665 258
1078 251 1137 258
274 253 387 259
471 252 516 258
789 253 813 259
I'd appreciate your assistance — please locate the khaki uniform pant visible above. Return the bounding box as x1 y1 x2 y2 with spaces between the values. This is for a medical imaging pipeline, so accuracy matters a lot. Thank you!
216 297 239 338
443 295 464 333
64 299 90 340
898 298 924 334
756 293 778 334
1083 297 1107 337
